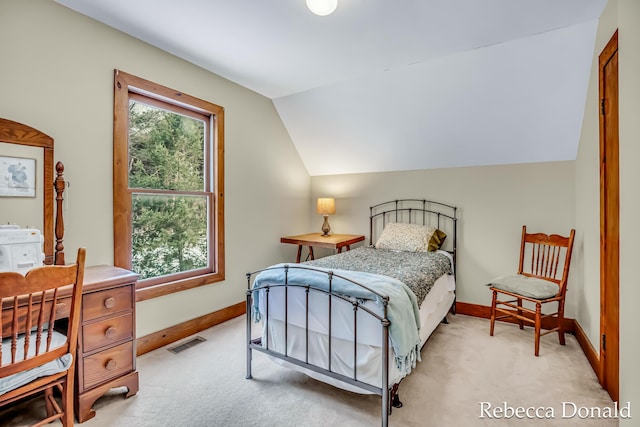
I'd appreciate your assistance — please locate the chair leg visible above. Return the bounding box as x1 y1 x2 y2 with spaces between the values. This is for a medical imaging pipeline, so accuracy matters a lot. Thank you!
62 378 75 427
44 386 56 418
534 303 542 357
489 290 497 336
517 298 524 330
557 301 566 346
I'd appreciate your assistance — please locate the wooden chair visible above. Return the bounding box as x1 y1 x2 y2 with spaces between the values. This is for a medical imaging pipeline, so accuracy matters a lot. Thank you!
489 226 575 356
0 248 85 426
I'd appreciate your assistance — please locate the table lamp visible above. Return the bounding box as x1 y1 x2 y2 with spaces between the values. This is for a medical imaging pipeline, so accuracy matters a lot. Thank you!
317 198 335 236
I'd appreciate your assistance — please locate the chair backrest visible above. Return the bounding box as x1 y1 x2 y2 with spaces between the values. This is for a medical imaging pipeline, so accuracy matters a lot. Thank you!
0 248 85 378
517 226 575 296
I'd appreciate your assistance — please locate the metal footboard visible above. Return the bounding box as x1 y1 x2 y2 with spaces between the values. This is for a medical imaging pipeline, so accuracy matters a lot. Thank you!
245 264 392 427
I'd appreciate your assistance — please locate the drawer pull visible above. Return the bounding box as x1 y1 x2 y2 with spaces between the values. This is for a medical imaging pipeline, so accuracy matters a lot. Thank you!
105 359 117 371
104 297 116 309
105 327 117 338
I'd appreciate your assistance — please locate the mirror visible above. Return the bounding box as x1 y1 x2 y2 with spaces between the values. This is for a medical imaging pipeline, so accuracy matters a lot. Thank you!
0 118 56 265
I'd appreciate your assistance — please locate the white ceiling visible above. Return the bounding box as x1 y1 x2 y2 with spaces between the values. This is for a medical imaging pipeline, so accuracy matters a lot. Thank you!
55 0 606 176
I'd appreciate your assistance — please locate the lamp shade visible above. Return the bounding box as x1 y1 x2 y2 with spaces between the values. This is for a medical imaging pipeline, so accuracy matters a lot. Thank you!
317 198 336 215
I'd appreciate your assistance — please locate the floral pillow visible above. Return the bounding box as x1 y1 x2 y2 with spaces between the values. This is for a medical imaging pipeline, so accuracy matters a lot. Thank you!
375 223 446 252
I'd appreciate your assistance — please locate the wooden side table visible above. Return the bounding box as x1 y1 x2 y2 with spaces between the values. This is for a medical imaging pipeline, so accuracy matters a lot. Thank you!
281 233 365 263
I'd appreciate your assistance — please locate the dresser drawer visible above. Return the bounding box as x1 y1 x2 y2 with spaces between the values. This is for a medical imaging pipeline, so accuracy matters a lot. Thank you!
82 341 134 390
82 312 133 353
83 285 133 321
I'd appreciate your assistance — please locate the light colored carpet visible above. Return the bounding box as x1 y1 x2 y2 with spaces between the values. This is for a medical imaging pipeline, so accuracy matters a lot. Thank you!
1 314 617 426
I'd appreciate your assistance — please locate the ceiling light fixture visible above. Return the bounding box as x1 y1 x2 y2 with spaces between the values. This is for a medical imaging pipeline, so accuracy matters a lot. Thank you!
306 0 338 16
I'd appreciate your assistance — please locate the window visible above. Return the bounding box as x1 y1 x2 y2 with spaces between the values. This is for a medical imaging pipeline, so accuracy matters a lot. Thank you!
113 70 224 300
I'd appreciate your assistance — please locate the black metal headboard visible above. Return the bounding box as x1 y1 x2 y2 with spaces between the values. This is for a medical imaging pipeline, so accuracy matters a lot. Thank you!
369 199 458 274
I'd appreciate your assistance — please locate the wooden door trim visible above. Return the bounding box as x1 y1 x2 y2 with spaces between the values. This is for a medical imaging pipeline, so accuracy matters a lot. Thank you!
598 29 619 402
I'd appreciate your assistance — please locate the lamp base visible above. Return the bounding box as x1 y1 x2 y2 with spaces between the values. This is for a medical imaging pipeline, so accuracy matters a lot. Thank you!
321 215 331 236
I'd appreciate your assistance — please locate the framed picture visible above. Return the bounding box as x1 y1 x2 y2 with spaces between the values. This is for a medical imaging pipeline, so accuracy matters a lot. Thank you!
0 155 36 197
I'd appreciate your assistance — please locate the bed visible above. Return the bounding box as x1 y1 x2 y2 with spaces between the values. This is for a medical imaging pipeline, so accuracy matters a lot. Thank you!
245 199 457 427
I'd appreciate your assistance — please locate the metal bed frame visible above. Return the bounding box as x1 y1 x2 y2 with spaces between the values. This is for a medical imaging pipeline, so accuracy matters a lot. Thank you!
245 199 457 427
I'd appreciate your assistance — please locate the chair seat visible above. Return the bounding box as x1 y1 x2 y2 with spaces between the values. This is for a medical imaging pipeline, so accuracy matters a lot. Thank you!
0 330 72 395
488 274 559 300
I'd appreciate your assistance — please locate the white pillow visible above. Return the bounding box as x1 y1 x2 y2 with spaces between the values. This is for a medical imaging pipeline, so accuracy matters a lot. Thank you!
375 223 433 252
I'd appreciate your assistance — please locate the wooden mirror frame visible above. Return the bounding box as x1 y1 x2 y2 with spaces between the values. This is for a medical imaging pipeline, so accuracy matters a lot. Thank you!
0 118 57 265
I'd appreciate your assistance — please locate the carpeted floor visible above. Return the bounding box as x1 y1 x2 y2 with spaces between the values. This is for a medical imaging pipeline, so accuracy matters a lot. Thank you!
1 314 617 426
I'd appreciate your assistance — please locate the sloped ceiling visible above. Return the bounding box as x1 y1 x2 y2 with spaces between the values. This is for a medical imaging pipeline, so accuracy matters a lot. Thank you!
55 0 606 176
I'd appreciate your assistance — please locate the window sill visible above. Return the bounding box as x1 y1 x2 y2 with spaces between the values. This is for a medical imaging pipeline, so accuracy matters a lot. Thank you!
135 271 225 302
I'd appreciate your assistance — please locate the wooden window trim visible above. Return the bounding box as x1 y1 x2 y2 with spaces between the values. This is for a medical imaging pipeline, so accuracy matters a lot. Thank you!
113 70 225 302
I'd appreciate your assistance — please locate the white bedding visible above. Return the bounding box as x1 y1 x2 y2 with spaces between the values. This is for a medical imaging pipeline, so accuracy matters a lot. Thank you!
255 272 455 393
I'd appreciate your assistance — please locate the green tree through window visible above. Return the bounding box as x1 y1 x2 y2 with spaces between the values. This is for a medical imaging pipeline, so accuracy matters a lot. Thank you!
129 101 208 279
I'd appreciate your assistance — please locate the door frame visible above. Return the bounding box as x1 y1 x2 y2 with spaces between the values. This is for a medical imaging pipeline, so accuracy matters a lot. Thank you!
598 29 619 402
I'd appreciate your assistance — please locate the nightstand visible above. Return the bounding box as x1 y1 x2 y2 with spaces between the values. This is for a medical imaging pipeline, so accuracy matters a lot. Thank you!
280 233 365 263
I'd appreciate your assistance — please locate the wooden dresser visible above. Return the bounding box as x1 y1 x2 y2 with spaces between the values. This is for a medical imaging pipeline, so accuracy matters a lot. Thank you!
75 265 139 423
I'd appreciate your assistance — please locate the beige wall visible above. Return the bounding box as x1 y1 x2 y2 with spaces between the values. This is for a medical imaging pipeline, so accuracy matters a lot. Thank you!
310 161 576 315
576 0 640 417
618 0 640 417
0 0 310 337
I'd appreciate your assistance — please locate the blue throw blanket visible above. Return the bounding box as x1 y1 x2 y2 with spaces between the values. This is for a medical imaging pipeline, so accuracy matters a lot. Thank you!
251 263 422 376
